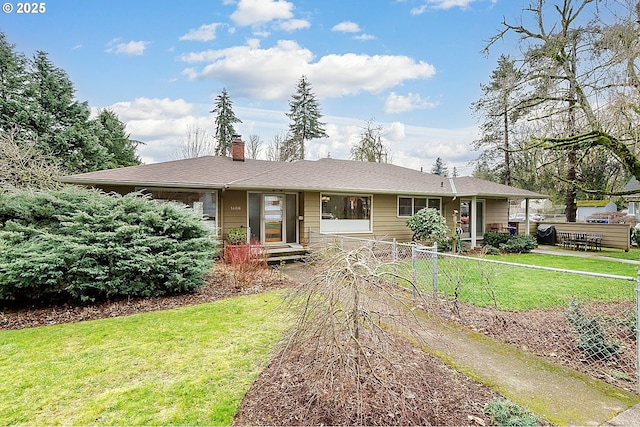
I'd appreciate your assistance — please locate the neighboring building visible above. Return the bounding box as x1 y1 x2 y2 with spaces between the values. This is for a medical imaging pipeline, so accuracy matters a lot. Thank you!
60 137 546 248
624 177 640 219
576 200 617 222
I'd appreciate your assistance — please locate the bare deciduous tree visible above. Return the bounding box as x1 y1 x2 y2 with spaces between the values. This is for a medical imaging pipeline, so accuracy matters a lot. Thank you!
350 119 391 163
265 132 298 162
175 125 214 159
246 134 263 160
0 128 63 190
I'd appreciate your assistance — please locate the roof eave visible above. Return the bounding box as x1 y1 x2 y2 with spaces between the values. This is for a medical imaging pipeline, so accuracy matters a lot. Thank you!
59 177 225 190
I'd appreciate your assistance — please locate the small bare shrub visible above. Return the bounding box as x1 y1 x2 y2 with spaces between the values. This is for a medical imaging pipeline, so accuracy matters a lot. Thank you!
223 240 267 287
272 245 445 425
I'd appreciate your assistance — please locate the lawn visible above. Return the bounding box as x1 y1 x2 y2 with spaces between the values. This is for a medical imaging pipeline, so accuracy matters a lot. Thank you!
0 291 289 426
409 252 638 311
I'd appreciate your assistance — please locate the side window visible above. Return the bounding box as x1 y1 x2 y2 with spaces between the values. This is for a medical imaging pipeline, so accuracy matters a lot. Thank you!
398 197 412 216
414 198 427 214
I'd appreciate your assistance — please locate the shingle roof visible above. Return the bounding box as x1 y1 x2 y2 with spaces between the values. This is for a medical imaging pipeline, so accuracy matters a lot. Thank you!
60 156 546 199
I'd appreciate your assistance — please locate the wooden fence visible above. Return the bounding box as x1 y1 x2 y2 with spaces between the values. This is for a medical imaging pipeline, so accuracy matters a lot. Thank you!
535 222 631 251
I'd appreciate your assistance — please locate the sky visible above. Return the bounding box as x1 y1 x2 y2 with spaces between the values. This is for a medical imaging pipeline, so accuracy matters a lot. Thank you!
1 0 531 174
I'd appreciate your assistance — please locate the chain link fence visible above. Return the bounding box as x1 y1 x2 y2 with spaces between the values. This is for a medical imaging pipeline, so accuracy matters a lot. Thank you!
308 231 639 394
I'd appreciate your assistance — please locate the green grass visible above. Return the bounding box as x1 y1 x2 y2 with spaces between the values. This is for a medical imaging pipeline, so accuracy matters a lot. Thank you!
0 291 290 426
495 253 639 277
408 253 637 311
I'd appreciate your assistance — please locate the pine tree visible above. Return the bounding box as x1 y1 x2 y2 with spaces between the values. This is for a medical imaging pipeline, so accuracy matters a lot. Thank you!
0 33 28 134
94 109 141 168
431 157 448 176
210 88 242 156
26 51 108 172
286 75 328 160
471 54 523 186
0 32 141 173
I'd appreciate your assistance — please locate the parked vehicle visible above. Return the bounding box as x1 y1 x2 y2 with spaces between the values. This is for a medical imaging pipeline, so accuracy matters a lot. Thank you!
529 213 545 221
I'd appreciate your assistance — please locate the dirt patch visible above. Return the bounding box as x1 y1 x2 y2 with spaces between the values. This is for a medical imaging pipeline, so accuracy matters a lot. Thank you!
234 332 501 426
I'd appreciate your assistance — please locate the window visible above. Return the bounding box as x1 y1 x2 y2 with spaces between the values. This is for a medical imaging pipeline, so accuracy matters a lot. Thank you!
398 197 441 217
140 188 218 232
321 194 371 233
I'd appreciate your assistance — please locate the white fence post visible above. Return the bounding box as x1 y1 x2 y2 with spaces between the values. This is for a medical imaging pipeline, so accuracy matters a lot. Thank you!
392 238 397 262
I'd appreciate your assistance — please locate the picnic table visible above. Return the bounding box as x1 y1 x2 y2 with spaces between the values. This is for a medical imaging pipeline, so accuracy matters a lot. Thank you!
557 231 602 251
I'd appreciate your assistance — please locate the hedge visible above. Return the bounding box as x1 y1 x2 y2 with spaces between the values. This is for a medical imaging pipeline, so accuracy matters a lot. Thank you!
0 187 218 302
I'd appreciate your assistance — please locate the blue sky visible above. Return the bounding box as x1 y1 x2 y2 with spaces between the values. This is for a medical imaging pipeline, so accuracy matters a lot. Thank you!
1 0 528 173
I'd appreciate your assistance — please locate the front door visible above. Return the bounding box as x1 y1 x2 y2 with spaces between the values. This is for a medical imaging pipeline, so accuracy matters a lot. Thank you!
263 194 284 244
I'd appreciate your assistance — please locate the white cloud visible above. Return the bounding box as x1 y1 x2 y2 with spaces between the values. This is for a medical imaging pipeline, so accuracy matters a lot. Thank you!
278 18 310 32
385 122 406 141
180 40 436 100
180 23 222 42
104 97 477 175
109 97 194 121
105 39 150 56
411 0 482 14
384 92 439 113
332 21 361 33
231 0 294 26
354 33 376 41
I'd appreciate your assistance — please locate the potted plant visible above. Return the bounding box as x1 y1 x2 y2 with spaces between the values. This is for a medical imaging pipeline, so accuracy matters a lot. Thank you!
226 227 247 245
225 227 248 263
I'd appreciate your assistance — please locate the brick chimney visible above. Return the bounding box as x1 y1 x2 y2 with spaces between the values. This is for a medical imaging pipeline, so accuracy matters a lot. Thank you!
231 134 245 162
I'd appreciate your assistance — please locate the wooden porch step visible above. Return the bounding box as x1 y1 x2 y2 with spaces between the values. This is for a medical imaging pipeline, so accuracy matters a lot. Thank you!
263 244 309 263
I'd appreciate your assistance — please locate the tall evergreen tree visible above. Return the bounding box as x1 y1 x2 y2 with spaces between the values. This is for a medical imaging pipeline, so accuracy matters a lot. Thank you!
431 157 448 176
0 33 142 173
286 75 328 160
0 33 28 134
94 109 141 168
472 54 523 186
26 51 108 172
210 88 242 156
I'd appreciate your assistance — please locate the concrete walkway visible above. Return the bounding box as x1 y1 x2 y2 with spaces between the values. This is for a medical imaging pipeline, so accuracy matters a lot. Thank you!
533 245 640 265
282 261 640 426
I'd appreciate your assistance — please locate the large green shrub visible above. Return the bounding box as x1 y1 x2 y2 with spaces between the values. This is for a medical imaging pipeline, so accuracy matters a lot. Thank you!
0 187 218 302
406 207 449 247
499 235 536 253
483 231 512 248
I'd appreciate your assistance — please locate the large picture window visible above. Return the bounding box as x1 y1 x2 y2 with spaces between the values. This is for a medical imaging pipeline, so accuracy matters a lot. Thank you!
140 188 218 233
398 197 441 217
321 194 371 233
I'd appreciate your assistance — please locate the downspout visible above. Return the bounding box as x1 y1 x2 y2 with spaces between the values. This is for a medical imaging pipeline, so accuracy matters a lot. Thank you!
448 178 457 201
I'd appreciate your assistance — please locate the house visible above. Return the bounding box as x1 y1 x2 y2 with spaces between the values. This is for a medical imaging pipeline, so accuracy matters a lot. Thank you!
576 200 618 222
60 136 546 249
624 177 640 219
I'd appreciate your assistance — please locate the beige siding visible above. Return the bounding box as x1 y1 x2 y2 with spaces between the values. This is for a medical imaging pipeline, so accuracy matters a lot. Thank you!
485 199 509 226
300 192 320 244
370 194 413 241
220 190 247 239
